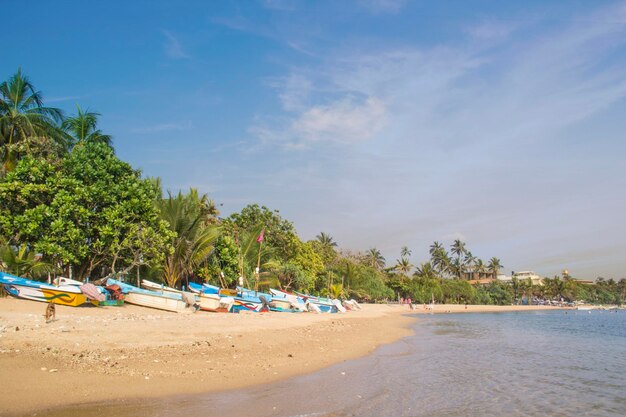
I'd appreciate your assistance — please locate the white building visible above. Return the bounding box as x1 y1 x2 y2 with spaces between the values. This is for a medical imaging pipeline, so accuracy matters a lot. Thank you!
512 271 544 286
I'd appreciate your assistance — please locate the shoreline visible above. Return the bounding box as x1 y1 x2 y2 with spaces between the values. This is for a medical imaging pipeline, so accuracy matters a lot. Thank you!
0 298 567 416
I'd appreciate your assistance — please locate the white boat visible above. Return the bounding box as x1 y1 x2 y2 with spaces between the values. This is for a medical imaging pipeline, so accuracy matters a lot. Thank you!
108 278 192 313
198 293 234 313
269 289 307 311
124 291 189 313
141 279 186 296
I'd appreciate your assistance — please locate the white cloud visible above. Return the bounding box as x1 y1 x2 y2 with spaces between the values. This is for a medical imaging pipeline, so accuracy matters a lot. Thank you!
162 30 190 59
244 2 626 278
290 96 386 145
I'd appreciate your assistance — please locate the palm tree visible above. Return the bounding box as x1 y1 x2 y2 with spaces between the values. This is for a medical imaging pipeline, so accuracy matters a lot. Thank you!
62 105 112 149
316 232 337 248
157 190 221 288
429 241 443 258
487 257 503 281
394 257 414 275
400 246 411 258
474 259 486 279
0 242 56 278
450 239 466 279
0 68 66 172
464 251 477 280
366 248 386 270
430 246 451 277
414 262 437 280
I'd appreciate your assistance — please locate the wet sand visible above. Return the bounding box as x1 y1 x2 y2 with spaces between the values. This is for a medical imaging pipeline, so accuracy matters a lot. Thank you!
0 298 566 416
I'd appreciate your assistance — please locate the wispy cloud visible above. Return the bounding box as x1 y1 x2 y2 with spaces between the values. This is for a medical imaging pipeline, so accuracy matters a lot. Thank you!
162 30 190 59
46 95 89 103
130 121 193 134
244 2 626 278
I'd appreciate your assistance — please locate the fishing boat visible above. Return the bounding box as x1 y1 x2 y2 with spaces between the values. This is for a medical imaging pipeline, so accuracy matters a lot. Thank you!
294 291 340 313
268 288 307 311
107 278 190 313
186 282 235 312
187 281 220 295
232 294 271 313
198 292 235 313
141 279 191 297
0 273 89 307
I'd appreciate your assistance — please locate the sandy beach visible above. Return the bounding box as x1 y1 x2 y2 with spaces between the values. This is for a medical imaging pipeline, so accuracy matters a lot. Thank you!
0 298 567 416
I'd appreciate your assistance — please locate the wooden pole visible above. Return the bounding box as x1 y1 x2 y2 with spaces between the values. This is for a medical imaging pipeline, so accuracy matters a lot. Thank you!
255 238 262 295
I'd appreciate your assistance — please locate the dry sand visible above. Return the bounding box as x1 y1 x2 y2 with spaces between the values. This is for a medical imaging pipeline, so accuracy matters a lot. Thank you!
0 297 566 416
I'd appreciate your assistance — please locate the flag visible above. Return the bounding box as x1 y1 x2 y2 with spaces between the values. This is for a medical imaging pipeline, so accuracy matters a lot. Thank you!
256 229 265 243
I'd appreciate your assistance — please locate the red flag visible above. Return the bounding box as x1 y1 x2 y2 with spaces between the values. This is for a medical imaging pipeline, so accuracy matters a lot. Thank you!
256 230 265 243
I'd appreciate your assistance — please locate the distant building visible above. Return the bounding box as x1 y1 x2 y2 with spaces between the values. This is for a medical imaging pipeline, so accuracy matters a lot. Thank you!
467 278 496 286
497 273 512 283
512 271 544 286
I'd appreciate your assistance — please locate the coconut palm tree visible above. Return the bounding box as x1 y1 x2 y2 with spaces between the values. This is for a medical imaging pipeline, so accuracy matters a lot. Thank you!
414 262 437 280
487 257 503 281
0 68 66 172
394 257 414 275
474 258 486 279
366 247 386 270
464 251 477 280
429 241 443 258
316 232 337 249
62 105 112 149
157 190 221 288
430 245 451 277
400 246 411 258
451 239 466 279
0 242 56 278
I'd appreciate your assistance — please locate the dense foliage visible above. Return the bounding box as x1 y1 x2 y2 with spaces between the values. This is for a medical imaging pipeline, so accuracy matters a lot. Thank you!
0 69 624 305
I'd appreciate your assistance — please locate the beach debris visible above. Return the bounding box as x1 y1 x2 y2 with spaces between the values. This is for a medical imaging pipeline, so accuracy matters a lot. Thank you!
40 367 47 371
341 372 346 375
288 354 293 358
49 368 58 373
15 326 19 331
145 376 150 380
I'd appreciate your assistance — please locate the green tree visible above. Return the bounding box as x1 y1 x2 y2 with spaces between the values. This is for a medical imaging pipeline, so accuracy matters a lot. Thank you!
0 241 56 278
487 257 503 280
156 189 221 288
0 142 172 279
62 106 112 149
0 68 66 172
451 239 466 279
414 262 438 280
365 247 386 270
227 204 298 262
394 257 414 275
316 232 337 248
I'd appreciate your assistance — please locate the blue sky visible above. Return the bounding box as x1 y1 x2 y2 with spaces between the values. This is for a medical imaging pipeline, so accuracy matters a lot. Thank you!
4 0 626 279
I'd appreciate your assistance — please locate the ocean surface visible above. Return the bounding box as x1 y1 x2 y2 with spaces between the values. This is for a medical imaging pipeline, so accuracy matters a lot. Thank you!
43 310 626 417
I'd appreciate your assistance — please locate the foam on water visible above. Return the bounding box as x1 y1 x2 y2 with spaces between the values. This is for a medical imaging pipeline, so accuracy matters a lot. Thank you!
40 310 626 417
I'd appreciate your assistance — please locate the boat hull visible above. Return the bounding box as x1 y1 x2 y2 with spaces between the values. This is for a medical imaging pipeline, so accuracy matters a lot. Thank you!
232 297 268 313
124 292 188 313
2 280 88 307
198 293 234 313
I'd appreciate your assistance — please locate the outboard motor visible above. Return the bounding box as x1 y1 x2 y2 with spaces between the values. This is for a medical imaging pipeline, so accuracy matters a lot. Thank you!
259 295 271 311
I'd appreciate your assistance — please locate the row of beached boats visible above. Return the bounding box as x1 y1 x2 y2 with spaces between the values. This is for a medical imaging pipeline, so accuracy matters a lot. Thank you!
0 271 361 314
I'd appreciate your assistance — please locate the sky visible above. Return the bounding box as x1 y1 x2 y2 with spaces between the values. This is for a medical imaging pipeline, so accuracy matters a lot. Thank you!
3 0 626 279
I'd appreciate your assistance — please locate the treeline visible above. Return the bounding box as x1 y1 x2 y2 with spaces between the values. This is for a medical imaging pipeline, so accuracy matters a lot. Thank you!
1 69 624 305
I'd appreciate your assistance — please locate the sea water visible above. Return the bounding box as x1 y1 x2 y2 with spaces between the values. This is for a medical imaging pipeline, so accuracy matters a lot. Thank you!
41 310 626 417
